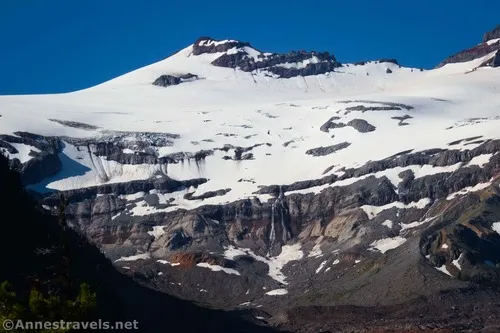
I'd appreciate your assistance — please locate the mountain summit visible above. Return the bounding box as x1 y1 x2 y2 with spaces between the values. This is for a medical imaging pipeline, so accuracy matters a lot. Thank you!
189 36 342 79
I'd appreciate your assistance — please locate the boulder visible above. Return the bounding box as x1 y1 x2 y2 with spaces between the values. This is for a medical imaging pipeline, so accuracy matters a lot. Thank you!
153 73 198 87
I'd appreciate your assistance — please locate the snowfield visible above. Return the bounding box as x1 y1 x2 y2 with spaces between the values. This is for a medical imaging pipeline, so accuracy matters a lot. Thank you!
0 47 500 201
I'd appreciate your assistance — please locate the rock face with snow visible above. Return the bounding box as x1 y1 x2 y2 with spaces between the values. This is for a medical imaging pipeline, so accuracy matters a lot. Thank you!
2 28 500 332
483 24 500 42
1 132 63 185
437 41 500 68
437 25 500 68
193 36 342 78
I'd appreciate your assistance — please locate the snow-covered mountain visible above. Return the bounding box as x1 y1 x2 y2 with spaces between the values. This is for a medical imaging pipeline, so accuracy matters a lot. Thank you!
2 27 500 332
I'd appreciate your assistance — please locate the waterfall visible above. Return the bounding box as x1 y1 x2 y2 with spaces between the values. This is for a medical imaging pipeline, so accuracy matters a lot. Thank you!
269 201 276 247
269 186 286 253
278 186 288 242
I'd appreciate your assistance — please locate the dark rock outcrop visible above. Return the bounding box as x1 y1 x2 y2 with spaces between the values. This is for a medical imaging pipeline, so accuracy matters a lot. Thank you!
184 188 232 201
254 174 338 195
492 50 500 68
305 142 351 156
43 176 208 206
420 187 500 285
345 105 401 113
48 119 100 130
483 24 500 42
153 73 198 87
346 119 376 133
319 117 345 132
437 25 500 68
391 115 413 126
211 50 341 78
0 140 18 153
319 118 375 133
378 58 399 65
20 152 62 185
61 132 208 166
0 132 64 185
192 37 251 56
438 42 500 68
340 100 414 110
192 37 342 78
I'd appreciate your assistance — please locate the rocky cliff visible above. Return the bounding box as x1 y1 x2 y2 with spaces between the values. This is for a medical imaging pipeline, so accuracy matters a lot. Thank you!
437 25 500 68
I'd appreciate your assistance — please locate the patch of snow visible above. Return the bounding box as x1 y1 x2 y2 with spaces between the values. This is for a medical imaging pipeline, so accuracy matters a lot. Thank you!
157 260 180 267
370 236 407 253
381 220 393 228
196 262 241 276
6 143 40 163
224 243 303 284
452 254 463 270
486 38 500 46
466 154 493 167
123 148 135 154
442 243 449 249
265 289 288 296
435 265 453 277
115 253 151 262
316 260 327 274
119 191 145 201
275 56 320 69
332 259 340 265
491 222 500 234
324 267 331 273
354 259 361 264
414 163 463 178
158 272 163 276
447 182 492 200
199 39 237 47
308 239 324 258
400 216 437 231
147 226 166 239
361 198 431 220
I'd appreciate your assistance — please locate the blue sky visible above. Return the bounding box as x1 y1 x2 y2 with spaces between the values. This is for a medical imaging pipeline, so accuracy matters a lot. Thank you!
0 0 498 95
